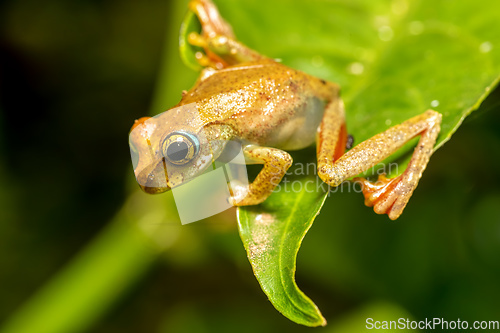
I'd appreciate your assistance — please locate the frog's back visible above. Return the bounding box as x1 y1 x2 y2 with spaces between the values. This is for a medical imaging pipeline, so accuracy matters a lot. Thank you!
179 60 335 150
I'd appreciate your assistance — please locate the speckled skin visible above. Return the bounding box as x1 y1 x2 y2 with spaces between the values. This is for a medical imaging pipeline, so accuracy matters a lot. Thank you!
130 0 442 219
178 60 335 150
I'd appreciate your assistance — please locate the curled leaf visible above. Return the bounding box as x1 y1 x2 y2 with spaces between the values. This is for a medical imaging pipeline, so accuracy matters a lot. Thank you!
237 173 328 327
179 9 203 71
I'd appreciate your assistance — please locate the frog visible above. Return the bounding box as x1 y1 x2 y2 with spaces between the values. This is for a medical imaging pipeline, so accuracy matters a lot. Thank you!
129 0 442 220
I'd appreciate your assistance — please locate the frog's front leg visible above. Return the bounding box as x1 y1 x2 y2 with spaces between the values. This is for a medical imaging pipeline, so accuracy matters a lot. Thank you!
229 145 292 206
317 94 442 220
188 0 267 68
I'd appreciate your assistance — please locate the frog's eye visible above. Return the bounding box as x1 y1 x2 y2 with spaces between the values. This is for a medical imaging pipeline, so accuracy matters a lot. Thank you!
162 131 200 166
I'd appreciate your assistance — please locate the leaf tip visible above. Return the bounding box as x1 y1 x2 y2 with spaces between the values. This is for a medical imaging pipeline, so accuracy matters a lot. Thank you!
307 306 327 327
318 315 328 327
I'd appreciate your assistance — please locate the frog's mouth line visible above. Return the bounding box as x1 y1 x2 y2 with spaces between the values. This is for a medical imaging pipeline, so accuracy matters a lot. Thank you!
140 183 170 194
136 160 171 194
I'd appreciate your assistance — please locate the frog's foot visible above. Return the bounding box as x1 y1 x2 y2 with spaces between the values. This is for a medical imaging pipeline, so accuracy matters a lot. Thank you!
318 106 441 220
227 180 266 206
188 0 267 68
189 0 235 40
188 0 234 68
354 174 412 220
187 32 228 69
227 145 292 206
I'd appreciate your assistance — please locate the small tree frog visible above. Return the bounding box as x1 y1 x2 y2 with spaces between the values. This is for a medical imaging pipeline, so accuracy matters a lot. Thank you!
129 0 441 220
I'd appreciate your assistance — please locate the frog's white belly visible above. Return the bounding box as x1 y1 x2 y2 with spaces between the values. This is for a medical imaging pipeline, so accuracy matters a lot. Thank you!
270 96 325 151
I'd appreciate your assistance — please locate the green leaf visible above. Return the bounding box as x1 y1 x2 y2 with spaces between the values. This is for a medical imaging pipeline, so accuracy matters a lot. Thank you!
180 0 500 326
237 172 328 327
181 0 500 148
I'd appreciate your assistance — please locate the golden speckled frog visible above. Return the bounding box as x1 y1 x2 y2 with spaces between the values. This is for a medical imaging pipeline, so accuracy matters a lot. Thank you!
129 0 441 220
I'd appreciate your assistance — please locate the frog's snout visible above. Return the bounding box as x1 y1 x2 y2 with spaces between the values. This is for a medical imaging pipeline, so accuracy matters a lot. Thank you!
130 116 172 194
131 116 152 132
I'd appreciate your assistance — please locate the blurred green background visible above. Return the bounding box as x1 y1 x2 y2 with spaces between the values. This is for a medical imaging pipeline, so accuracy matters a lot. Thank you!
1 0 499 332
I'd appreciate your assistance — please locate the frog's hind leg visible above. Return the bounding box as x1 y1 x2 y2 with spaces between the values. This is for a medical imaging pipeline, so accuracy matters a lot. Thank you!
188 0 267 68
316 89 349 170
317 100 442 220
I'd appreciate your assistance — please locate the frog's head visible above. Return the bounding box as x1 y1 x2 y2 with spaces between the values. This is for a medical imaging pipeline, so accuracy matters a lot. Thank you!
129 103 233 194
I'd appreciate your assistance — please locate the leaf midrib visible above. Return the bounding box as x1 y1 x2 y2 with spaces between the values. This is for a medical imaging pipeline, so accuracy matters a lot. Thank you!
277 187 324 322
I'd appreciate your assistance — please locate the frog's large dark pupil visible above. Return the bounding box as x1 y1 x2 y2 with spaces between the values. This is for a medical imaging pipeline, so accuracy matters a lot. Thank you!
167 142 189 161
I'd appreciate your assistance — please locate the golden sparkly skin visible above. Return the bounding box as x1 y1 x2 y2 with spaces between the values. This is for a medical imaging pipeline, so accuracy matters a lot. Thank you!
130 0 442 220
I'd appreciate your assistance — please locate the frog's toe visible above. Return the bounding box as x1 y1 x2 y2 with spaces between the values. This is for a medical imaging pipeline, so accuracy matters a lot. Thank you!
227 180 272 206
227 180 249 206
354 174 408 220
228 194 266 207
187 32 223 68
188 0 235 39
188 31 208 48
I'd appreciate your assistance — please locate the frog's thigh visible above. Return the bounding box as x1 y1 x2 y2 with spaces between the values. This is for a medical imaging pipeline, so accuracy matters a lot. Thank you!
318 110 442 220
316 94 348 172
229 145 292 206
